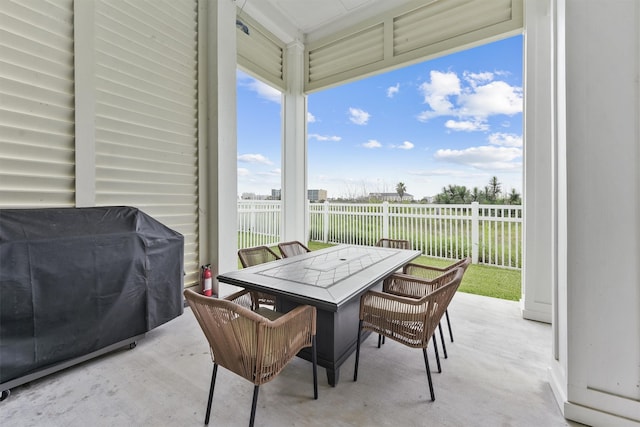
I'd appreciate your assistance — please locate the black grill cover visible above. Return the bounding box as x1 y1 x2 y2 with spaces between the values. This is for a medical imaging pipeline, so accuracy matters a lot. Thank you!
0 206 184 384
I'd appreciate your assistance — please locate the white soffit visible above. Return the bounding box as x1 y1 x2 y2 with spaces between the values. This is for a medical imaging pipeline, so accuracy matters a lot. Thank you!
241 0 416 44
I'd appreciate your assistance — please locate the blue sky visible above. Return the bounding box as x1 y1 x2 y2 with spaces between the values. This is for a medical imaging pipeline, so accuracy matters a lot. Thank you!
237 34 523 200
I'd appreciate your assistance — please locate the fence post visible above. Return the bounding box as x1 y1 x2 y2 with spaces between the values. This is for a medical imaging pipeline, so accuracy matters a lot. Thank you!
323 200 329 243
471 202 479 264
382 201 389 239
250 200 256 235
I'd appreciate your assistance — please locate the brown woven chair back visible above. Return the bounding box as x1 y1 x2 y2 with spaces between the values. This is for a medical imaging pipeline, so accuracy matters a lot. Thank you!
383 265 460 298
278 240 311 258
238 246 280 268
359 267 464 349
237 246 281 307
184 288 316 386
403 256 471 280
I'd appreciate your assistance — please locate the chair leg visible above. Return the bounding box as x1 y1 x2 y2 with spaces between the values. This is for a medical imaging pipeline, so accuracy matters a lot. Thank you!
312 335 318 399
354 320 362 381
438 322 448 359
432 334 441 373
422 348 435 401
377 334 382 348
205 364 218 425
249 385 260 427
446 309 454 342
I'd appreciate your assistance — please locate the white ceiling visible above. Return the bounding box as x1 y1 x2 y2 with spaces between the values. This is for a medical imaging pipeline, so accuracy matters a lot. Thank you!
239 0 418 43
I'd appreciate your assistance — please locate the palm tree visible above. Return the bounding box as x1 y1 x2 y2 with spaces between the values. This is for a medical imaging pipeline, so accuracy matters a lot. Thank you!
488 176 502 202
396 182 407 200
471 187 481 202
455 185 470 203
508 188 522 205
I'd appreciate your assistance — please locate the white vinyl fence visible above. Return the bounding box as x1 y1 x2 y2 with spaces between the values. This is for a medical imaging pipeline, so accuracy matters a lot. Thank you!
238 200 522 269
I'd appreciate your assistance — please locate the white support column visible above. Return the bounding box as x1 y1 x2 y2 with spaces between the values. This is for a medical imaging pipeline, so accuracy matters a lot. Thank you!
202 0 238 284
281 40 308 243
522 0 553 323
548 0 640 425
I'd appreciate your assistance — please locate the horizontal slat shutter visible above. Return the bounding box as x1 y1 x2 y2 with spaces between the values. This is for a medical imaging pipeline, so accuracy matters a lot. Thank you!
393 0 515 56
305 0 522 92
236 11 285 90
94 0 200 285
308 23 384 83
0 0 75 207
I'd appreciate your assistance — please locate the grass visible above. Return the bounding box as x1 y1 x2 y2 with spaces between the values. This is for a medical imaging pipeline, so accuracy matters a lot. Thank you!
408 256 521 301
260 241 522 301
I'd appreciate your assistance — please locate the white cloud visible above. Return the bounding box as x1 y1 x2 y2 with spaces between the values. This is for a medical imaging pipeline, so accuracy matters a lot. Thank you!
417 71 461 121
463 71 494 87
237 71 282 104
434 146 522 171
489 132 522 147
257 168 281 177
408 168 487 178
457 81 522 118
392 141 414 150
445 120 489 132
307 112 316 123
237 153 273 165
349 107 370 125
387 83 400 98
362 139 381 149
417 70 522 127
309 133 342 142
237 168 250 176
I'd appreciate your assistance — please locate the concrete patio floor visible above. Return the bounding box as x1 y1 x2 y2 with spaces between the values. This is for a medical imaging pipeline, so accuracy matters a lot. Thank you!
1 289 583 427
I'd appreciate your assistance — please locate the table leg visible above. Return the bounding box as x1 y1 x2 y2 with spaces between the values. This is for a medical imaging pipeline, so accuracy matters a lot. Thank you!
326 367 339 387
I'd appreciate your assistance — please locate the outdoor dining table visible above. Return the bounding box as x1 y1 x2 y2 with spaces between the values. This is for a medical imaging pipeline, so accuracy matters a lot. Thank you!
217 244 421 386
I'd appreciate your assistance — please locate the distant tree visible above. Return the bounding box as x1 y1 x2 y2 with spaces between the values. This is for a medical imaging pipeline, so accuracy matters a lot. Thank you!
432 177 519 205
396 182 407 199
488 176 502 202
434 184 471 204
506 188 522 205
471 187 481 202
454 185 470 203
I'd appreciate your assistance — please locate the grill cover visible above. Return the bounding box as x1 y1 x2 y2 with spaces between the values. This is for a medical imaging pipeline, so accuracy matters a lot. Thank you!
0 206 184 384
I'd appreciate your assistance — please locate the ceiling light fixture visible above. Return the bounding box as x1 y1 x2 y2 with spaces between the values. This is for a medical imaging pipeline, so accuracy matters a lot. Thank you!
236 19 250 35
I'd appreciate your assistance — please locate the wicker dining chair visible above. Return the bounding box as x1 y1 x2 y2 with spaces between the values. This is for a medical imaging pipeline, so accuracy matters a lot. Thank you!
184 288 318 427
353 267 464 401
278 240 311 258
402 257 471 345
238 246 280 308
379 267 462 371
375 238 411 249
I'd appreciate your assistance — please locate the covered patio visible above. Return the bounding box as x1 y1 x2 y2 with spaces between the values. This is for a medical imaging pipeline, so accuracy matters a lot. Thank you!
1 0 639 425
1 291 579 426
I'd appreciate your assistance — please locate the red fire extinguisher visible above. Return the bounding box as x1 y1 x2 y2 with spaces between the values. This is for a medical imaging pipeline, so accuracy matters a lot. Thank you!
201 264 213 297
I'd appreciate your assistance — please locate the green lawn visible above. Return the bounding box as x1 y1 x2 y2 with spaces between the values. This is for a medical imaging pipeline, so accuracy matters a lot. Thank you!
407 255 521 301
257 241 522 301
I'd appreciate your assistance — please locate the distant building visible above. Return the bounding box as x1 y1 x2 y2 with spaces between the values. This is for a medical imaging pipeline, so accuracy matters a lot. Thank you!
368 192 414 202
241 193 271 200
270 189 327 202
307 189 327 202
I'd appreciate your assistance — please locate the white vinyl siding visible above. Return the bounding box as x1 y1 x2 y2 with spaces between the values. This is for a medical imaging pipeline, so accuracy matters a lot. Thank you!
0 0 75 207
93 0 200 285
236 11 285 91
306 0 523 92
